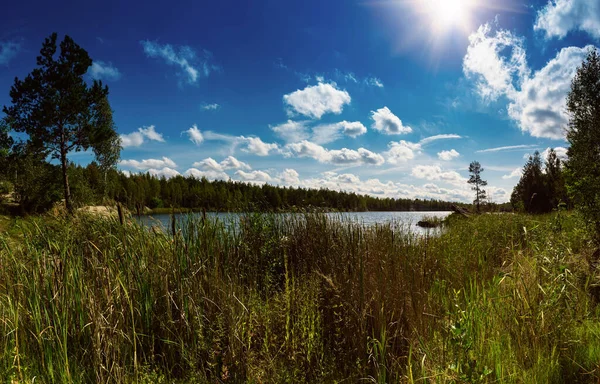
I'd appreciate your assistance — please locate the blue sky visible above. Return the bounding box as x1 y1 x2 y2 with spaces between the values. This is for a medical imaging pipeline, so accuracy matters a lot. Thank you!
1 0 599 203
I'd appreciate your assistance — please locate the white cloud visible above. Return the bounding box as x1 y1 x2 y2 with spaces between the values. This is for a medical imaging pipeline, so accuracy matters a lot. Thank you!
89 61 121 81
419 134 462 145
138 126 164 142
201 103 220 110
464 23 598 139
278 169 300 185
370 106 412 135
334 70 384 88
502 167 523 179
476 144 538 153
241 136 279 156
541 146 569 161
411 165 466 186
365 77 384 88
198 131 279 156
119 131 144 147
535 0 600 40
311 121 367 144
184 168 229 181
0 41 21 65
283 82 351 119
140 40 219 85
285 140 385 166
120 156 177 170
329 148 385 165
285 140 332 162
147 167 180 179
192 156 251 172
185 124 204 145
386 140 421 164
271 120 310 143
438 149 460 161
463 23 528 101
120 125 165 148
235 170 272 183
507 45 593 139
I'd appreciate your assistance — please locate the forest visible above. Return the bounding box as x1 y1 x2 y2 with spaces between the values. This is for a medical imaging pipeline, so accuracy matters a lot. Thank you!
0 158 464 214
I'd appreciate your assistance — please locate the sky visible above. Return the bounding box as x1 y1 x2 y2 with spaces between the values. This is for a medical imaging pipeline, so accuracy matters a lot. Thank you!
1 0 599 203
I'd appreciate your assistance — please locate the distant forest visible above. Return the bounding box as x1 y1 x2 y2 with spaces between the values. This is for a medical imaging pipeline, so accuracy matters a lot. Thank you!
5 160 471 213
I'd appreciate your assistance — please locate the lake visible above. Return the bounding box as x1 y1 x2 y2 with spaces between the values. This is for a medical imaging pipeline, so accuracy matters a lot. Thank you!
136 211 453 235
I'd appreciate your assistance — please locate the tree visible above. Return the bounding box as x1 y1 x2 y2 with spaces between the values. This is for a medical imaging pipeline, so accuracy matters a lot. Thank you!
2 33 120 213
545 148 568 209
510 151 551 214
468 161 487 212
565 48 600 239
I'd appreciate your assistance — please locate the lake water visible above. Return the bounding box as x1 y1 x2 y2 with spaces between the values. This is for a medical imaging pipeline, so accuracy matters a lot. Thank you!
136 211 453 236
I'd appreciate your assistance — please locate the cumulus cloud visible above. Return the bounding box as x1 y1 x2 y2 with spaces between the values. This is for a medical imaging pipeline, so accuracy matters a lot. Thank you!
185 124 204 145
507 45 593 139
192 156 251 172
241 136 279 156
385 140 421 164
438 149 460 161
270 120 311 143
147 167 180 179
184 168 229 181
502 167 523 179
278 169 300 185
120 125 165 147
370 107 412 135
89 61 121 81
535 0 600 40
463 24 528 101
411 165 466 186
285 140 385 166
283 82 351 119
120 156 177 170
140 40 220 85
542 146 569 161
0 40 21 65
235 170 272 183
311 121 367 144
197 131 279 156
463 22 598 139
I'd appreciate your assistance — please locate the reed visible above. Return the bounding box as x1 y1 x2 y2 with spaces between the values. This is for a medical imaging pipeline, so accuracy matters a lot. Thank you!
0 211 598 383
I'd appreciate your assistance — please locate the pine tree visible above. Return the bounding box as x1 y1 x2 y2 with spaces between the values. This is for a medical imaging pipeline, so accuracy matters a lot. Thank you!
468 161 487 212
565 48 600 239
2 33 120 213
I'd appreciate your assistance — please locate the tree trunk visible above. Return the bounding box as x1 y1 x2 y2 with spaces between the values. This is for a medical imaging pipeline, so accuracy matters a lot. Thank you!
476 184 480 213
60 131 73 214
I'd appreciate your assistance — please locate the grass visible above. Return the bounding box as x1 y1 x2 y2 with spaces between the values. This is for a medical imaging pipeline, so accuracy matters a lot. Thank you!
1 211 600 382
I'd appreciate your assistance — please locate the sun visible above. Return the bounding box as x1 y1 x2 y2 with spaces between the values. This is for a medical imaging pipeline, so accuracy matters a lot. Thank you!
418 0 476 35
423 0 472 29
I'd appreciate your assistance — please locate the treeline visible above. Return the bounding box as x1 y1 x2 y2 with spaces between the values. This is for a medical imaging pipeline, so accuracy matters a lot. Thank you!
510 148 569 213
2 159 464 213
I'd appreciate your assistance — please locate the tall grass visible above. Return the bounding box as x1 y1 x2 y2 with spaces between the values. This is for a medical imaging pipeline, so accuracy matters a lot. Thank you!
1 211 599 382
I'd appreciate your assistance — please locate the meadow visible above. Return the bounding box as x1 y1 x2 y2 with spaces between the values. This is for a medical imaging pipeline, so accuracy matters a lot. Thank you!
1 211 600 383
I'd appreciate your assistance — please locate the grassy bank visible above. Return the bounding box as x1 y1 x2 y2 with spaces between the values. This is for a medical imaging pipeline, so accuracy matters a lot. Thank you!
1 212 599 382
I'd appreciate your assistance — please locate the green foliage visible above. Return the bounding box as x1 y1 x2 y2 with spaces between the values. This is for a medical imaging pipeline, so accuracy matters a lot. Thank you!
511 149 570 214
467 161 487 212
7 150 62 213
1 212 599 382
565 48 600 240
2 33 120 213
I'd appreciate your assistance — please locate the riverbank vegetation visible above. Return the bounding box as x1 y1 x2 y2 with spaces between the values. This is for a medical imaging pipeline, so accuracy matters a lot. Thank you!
2 211 600 382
